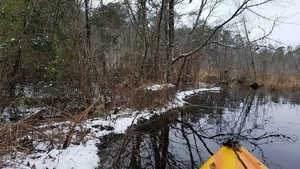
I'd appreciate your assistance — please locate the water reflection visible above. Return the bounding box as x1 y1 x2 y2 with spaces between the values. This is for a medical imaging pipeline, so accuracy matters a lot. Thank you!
98 87 299 169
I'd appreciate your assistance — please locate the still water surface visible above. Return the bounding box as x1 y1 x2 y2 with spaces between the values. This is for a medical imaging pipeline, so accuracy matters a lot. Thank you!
98 86 300 169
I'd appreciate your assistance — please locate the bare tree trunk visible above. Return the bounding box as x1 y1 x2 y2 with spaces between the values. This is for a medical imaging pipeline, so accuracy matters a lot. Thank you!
165 0 174 83
242 19 257 82
138 0 148 79
7 2 30 97
85 0 91 50
153 1 165 80
8 48 22 97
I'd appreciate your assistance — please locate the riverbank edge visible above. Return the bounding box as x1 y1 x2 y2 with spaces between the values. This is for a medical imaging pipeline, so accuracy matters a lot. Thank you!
1 84 221 169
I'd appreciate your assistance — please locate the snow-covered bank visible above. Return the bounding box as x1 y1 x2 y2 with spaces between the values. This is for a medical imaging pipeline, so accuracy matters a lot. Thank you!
3 84 220 169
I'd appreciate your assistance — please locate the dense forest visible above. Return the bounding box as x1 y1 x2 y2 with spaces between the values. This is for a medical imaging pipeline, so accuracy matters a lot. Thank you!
0 0 299 117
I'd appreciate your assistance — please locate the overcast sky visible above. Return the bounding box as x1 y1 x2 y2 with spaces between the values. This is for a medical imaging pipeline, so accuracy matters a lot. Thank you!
178 0 300 48
269 1 300 47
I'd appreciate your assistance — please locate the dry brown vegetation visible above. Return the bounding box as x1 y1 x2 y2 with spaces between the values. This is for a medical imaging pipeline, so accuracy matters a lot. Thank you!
0 83 177 167
195 69 300 91
0 100 102 167
256 73 300 91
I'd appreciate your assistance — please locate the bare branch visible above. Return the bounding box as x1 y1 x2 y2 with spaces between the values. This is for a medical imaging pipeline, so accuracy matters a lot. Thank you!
189 0 208 36
172 0 251 64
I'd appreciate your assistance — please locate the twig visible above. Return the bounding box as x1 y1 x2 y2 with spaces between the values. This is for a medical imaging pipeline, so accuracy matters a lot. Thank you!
62 96 100 149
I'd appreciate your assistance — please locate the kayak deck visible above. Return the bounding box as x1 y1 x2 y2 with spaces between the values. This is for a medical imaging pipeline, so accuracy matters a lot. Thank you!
200 145 268 169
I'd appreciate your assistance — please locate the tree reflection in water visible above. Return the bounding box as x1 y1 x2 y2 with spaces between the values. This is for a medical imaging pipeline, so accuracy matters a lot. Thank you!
98 88 297 169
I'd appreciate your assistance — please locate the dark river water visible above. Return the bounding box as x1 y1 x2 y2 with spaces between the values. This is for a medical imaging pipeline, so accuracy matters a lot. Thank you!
98 86 300 169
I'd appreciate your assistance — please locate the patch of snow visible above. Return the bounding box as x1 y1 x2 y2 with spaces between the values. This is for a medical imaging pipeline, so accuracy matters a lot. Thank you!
175 86 221 105
4 140 99 169
146 83 175 91
2 84 220 169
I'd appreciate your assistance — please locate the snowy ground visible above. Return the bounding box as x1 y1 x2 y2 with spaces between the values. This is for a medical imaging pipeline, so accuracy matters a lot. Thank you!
2 84 220 169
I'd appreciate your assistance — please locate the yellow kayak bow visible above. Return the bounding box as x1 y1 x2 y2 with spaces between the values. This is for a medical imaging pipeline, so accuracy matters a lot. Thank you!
200 145 268 169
